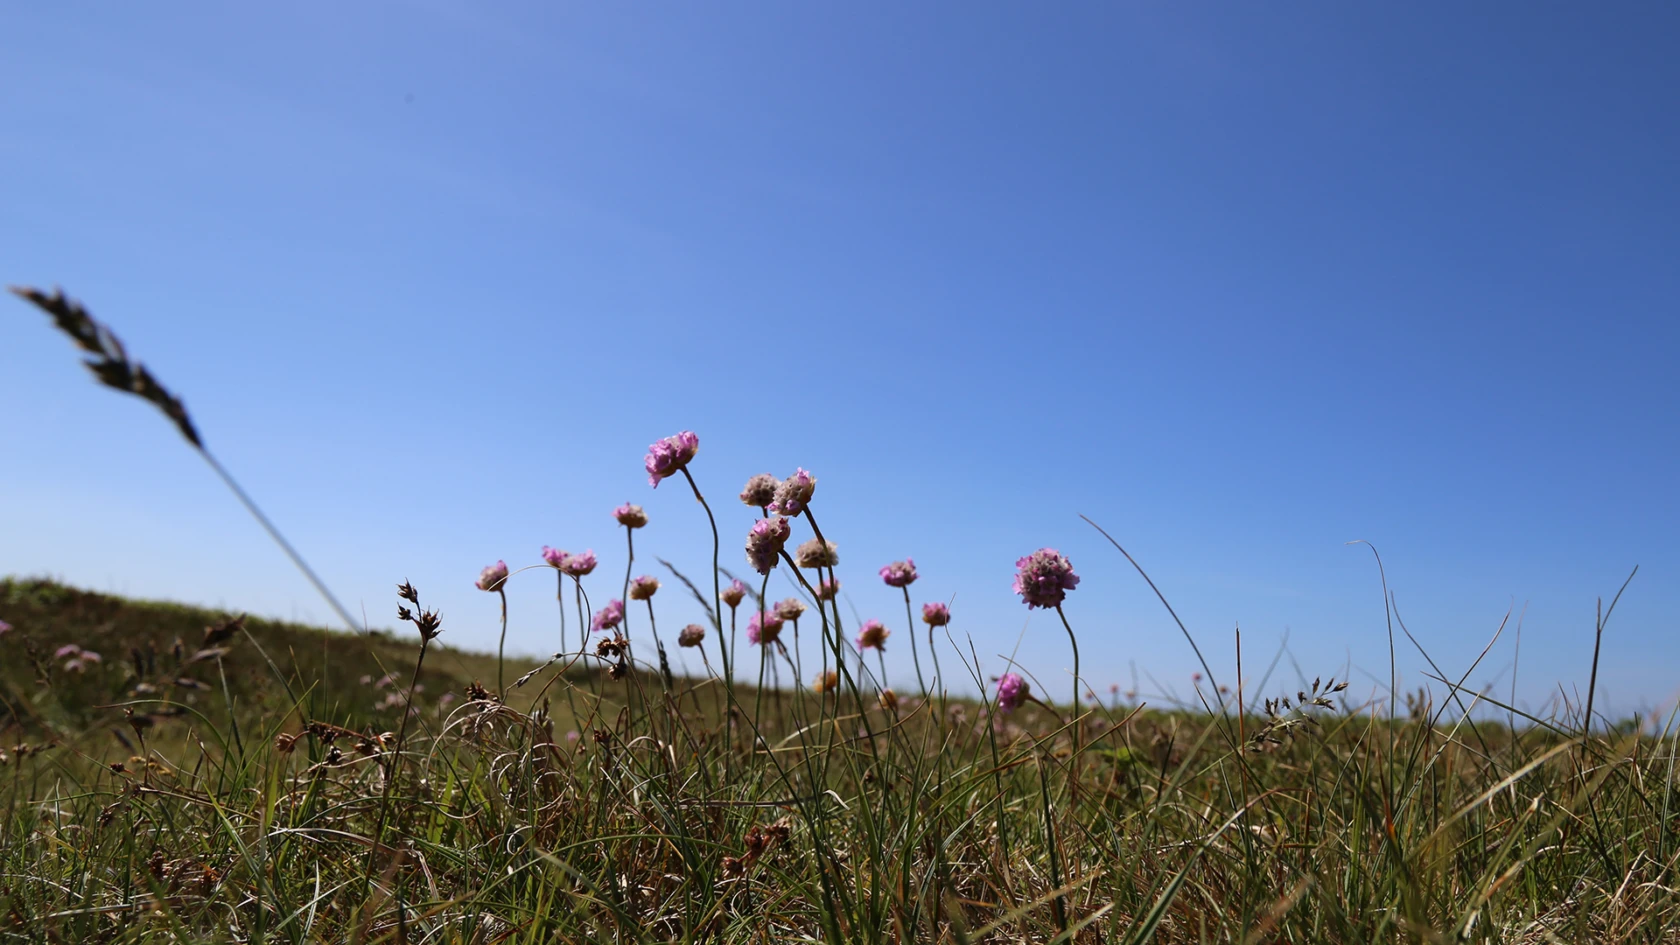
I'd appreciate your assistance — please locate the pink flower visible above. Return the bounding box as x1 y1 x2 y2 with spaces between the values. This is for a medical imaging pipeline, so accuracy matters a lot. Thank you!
855 619 890 652
644 431 699 487
591 599 625 633
739 473 779 508
541 546 567 568
614 503 648 528
0 620 11 637
921 602 950 626
54 644 82 659
630 575 660 600
79 650 102 664
773 597 807 622
817 578 840 601
996 673 1030 712
722 580 748 609
745 517 792 575
879 559 918 588
560 549 597 577
746 610 784 646
678 624 706 647
768 468 816 517
476 560 509 592
1012 548 1079 609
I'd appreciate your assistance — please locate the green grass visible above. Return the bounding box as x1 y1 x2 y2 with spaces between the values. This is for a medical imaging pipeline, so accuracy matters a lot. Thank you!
2 576 1676 944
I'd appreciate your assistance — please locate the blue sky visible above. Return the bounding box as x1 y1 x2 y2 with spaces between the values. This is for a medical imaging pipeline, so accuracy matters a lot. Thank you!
3 2 1676 717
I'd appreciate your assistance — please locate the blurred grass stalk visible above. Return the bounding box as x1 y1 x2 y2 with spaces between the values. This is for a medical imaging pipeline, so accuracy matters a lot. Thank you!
9 286 361 633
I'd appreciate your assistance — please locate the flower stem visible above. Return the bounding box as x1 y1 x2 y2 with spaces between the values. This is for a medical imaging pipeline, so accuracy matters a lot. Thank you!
496 587 508 700
1056 603 1083 801
902 587 928 698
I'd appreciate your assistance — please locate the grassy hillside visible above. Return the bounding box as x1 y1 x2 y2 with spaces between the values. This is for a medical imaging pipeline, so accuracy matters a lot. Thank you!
0 577 553 754
1 576 1676 943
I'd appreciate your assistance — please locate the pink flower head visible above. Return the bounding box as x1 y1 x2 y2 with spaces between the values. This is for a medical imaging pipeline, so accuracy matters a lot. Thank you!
1012 548 1079 609
644 431 699 487
591 599 625 633
768 468 816 517
678 623 706 647
722 580 748 609
629 575 660 601
773 597 807 622
63 659 85 673
879 559 918 588
476 560 509 592
739 473 779 508
79 649 102 664
745 516 792 575
560 549 597 577
746 610 784 646
855 619 890 652
541 546 567 568
614 503 648 528
817 578 840 601
55 644 82 660
0 620 11 637
921 602 950 627
996 673 1030 712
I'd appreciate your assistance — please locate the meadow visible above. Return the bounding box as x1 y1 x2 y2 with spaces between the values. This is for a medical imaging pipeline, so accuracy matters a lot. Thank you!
3 287 1677 943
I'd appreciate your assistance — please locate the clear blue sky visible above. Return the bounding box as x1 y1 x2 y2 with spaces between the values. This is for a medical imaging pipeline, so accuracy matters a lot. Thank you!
4 3 1676 716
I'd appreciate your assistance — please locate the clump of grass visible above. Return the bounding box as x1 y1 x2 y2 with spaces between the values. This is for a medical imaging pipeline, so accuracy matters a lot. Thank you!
3 288 1678 943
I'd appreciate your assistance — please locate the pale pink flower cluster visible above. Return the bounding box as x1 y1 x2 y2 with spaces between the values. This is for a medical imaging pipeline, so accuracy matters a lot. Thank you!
996 673 1030 712
879 559 917 588
644 431 699 488
592 599 625 633
746 610 784 645
855 619 890 652
1012 548 1079 609
768 468 816 517
543 546 598 577
745 517 791 574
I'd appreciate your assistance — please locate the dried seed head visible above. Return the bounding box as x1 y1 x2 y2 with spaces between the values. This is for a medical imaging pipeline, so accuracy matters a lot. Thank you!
739 473 779 508
629 576 660 601
475 561 509 592
795 538 840 569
